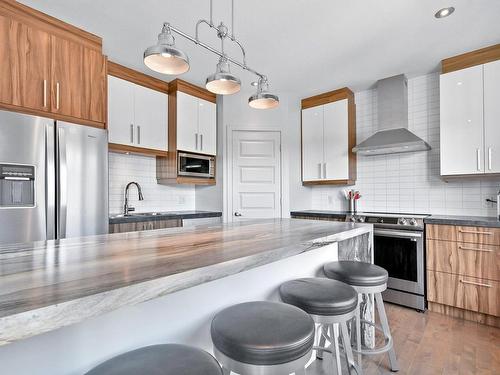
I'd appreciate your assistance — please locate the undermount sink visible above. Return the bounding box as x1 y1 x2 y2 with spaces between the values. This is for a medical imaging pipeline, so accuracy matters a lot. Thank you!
110 212 162 219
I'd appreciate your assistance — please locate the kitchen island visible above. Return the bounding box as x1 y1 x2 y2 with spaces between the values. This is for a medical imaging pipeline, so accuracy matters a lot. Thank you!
0 219 372 375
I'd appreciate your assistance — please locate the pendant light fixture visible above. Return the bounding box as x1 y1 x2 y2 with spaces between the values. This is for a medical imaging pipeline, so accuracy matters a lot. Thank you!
143 0 278 108
206 56 241 95
144 23 190 75
248 78 279 109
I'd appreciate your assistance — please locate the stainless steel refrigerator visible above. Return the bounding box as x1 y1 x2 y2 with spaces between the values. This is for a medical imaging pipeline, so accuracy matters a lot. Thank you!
0 110 108 244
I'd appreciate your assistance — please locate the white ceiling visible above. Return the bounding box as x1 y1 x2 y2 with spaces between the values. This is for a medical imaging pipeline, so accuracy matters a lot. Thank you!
20 0 500 97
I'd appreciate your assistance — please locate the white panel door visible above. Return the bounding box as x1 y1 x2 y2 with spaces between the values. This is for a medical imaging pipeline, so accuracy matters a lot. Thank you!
302 106 324 181
232 131 281 220
197 98 217 155
484 60 500 174
323 99 349 180
440 65 484 175
107 76 134 146
176 91 199 153
134 85 168 151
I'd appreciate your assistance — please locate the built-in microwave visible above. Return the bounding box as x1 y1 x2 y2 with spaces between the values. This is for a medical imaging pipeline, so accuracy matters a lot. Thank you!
178 152 215 178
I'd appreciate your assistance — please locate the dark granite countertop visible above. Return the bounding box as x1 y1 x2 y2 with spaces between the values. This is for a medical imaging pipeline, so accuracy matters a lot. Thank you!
109 210 222 224
424 215 500 228
291 210 500 228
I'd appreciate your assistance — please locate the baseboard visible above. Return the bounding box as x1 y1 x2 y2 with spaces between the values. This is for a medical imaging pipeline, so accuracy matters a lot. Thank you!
428 302 500 328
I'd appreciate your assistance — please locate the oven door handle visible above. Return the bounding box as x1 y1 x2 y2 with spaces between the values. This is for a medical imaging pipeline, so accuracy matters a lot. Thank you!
374 229 422 239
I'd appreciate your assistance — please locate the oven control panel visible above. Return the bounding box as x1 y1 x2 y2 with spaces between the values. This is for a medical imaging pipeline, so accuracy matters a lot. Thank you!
346 214 425 230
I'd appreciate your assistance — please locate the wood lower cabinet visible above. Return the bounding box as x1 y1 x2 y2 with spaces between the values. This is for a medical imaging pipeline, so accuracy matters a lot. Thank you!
109 219 182 234
0 1 106 127
426 224 500 327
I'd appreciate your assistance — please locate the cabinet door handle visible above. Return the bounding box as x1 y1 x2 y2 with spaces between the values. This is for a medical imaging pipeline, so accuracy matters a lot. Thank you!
323 163 327 179
458 245 493 253
458 229 492 235
137 125 141 145
130 124 134 143
460 279 492 288
476 148 481 171
195 133 199 150
488 147 492 171
318 163 322 179
43 79 47 108
200 134 203 150
56 82 60 110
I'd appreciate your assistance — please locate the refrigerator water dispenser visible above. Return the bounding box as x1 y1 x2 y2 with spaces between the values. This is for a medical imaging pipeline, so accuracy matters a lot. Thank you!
0 164 35 207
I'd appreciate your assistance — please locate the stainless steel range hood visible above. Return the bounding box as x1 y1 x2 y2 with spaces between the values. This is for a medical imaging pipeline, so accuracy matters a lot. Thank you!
352 74 431 156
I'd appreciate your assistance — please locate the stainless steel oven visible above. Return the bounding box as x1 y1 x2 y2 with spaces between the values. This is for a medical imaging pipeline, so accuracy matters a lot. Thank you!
178 152 215 178
347 212 427 311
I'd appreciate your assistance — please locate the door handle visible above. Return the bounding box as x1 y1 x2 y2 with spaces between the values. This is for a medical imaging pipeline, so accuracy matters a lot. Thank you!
43 79 47 108
137 125 141 145
488 147 492 171
57 127 67 238
195 133 199 150
234 212 242 217
130 124 134 143
200 134 203 150
476 148 481 171
56 82 60 110
45 123 55 240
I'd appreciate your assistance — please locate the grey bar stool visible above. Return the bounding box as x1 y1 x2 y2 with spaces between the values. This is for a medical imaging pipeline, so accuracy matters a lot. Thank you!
324 261 400 372
85 344 223 375
279 277 361 375
211 301 315 375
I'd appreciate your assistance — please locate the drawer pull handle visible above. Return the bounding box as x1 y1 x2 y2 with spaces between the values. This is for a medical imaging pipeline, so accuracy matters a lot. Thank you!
458 246 493 253
458 230 492 235
459 279 492 288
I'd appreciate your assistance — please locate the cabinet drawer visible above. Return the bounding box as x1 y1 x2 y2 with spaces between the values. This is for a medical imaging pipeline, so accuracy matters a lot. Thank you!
427 270 499 316
456 226 500 245
427 239 500 281
426 224 457 241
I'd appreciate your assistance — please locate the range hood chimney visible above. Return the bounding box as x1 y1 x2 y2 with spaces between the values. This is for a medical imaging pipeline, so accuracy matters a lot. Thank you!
352 74 431 156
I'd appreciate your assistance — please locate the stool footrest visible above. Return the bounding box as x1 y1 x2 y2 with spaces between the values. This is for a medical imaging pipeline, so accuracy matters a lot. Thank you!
352 319 393 356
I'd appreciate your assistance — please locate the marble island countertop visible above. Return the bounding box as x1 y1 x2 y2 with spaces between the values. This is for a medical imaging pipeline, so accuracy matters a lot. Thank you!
0 219 372 345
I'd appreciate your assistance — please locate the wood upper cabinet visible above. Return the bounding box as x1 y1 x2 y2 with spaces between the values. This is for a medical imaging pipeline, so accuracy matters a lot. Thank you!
440 44 500 177
0 1 106 127
301 88 356 185
0 14 51 112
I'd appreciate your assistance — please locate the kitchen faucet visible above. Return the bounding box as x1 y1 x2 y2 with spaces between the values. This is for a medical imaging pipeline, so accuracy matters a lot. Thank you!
485 187 500 219
123 182 144 216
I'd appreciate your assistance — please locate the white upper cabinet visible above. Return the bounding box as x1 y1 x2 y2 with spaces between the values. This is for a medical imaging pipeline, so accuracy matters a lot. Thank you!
301 89 355 185
323 99 349 180
176 91 199 153
302 106 324 181
107 75 168 151
108 76 134 146
440 59 500 176
484 59 500 174
176 91 217 155
440 65 484 175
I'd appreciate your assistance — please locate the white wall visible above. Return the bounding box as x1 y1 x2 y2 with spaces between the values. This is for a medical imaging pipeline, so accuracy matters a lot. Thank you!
310 73 500 216
109 152 195 214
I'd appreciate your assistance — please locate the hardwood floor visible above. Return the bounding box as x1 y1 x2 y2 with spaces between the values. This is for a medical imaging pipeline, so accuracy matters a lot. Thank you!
307 303 500 374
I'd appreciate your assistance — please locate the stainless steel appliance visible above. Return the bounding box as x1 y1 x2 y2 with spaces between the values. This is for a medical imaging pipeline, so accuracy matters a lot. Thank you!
178 152 215 178
346 212 428 311
0 110 108 244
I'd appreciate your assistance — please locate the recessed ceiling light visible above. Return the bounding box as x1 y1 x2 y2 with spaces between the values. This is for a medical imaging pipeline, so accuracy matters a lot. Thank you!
435 7 455 19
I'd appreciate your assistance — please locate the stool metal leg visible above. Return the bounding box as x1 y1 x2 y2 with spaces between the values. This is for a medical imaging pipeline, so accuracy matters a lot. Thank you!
340 321 357 375
331 323 342 375
375 293 399 372
316 324 327 360
355 297 363 375
222 367 231 375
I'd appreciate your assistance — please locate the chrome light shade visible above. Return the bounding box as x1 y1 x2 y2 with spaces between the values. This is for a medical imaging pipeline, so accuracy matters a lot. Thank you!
144 24 190 75
248 79 279 109
206 57 241 95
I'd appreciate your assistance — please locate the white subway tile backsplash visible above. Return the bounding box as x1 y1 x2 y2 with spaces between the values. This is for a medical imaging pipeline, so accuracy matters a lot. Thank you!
312 73 500 216
108 153 195 214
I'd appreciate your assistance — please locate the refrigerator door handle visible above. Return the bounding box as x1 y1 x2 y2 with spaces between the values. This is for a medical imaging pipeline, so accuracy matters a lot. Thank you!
45 122 56 240
57 127 68 238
